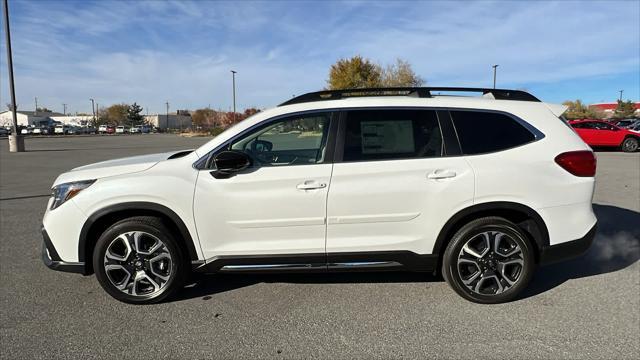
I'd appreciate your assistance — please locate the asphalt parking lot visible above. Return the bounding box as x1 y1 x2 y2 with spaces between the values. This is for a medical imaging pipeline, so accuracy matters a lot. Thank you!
1 135 638 359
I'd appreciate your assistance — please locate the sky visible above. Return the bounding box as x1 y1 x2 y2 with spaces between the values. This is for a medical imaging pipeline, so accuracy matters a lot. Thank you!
0 0 639 115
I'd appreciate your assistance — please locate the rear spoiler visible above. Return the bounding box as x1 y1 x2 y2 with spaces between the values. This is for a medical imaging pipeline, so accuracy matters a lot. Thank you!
545 103 568 117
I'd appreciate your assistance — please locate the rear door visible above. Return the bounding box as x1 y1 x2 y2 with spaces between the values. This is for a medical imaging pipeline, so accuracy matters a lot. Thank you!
325 109 474 258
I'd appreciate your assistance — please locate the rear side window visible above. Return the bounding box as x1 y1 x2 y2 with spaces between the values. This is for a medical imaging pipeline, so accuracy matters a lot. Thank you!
451 111 535 154
342 109 443 161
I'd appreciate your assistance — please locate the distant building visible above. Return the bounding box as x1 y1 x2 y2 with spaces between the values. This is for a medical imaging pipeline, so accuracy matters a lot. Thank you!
0 110 64 126
144 113 192 129
590 102 640 118
0 111 96 127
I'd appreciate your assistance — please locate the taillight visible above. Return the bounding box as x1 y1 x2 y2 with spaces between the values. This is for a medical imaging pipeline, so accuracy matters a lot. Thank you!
555 151 596 177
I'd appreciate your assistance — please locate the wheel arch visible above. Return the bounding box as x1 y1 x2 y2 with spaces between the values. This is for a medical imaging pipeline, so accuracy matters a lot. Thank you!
433 201 549 264
79 202 199 275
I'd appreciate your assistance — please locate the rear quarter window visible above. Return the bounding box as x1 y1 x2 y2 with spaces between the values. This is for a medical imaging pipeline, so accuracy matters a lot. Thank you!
450 110 536 154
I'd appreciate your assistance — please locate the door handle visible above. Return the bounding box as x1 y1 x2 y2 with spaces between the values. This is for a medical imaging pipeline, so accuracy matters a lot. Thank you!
296 180 327 190
427 170 457 180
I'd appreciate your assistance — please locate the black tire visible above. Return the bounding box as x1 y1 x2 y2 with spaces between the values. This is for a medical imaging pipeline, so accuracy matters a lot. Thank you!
93 216 187 304
621 137 639 153
442 216 535 304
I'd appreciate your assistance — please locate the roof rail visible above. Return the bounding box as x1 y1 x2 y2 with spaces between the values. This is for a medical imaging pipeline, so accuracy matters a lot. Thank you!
279 87 541 106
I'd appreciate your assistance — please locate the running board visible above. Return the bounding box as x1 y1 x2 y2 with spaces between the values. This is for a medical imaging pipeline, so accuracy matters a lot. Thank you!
218 261 403 272
193 251 438 274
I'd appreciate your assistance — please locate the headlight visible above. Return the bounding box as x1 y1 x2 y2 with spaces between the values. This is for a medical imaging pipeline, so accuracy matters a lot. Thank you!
50 180 95 210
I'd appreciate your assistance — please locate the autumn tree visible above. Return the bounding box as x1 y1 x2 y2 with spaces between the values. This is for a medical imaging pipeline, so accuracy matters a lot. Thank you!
562 100 604 120
381 59 424 87
127 102 145 125
327 56 424 90
327 56 382 90
613 100 636 119
102 104 130 125
192 108 218 128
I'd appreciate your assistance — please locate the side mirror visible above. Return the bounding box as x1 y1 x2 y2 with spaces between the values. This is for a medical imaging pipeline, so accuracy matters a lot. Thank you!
210 150 252 179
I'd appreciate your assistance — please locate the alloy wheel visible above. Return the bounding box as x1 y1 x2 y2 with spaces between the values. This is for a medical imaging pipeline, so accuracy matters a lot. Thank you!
103 231 173 297
457 231 524 295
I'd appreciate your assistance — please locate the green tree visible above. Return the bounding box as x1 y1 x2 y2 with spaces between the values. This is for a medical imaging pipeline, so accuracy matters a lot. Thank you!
562 100 604 120
613 99 636 119
327 55 382 90
36 107 52 113
127 102 145 125
381 59 424 87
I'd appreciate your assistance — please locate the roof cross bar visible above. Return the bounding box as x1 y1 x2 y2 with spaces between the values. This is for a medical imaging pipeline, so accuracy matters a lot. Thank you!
279 87 540 106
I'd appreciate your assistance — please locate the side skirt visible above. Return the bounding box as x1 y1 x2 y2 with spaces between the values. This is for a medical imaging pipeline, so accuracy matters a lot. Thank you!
192 251 438 274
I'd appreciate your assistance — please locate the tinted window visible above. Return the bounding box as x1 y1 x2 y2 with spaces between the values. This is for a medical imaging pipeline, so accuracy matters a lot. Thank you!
451 111 535 154
342 110 442 161
230 113 331 166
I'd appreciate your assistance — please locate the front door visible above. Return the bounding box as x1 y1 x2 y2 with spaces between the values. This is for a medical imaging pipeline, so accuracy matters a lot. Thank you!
193 112 335 259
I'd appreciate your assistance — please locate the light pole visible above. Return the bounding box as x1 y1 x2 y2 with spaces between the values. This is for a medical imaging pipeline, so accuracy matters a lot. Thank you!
35 97 38 113
492 65 499 89
90 98 95 123
231 70 237 121
165 101 169 129
619 90 624 101
3 0 24 152
62 103 67 115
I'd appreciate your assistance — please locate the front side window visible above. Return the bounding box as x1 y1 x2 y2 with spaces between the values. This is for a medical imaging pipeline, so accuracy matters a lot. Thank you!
230 113 331 166
451 110 536 154
342 109 443 162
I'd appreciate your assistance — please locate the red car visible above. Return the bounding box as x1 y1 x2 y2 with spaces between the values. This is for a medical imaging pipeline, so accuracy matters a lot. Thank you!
105 125 116 134
568 119 639 152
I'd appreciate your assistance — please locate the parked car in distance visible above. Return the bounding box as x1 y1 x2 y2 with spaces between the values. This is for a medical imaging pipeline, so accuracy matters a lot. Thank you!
569 119 639 152
42 87 598 305
54 124 71 135
21 126 34 135
32 127 43 135
105 125 116 134
98 124 108 134
115 125 130 134
129 126 142 134
0 127 9 136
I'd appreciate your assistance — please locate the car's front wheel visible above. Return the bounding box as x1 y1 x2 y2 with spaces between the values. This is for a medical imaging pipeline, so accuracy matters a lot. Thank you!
93 217 187 304
442 217 535 304
621 137 639 153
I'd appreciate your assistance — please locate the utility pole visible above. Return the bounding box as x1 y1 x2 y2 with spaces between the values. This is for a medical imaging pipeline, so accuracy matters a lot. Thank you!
90 98 95 123
619 90 624 101
231 70 237 122
165 101 169 129
3 0 24 152
34 97 38 113
62 103 67 115
492 64 499 89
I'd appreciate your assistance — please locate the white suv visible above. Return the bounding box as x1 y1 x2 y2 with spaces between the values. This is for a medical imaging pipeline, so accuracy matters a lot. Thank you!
42 88 597 304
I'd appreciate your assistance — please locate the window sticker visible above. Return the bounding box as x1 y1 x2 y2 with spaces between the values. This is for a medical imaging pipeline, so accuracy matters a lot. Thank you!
361 120 415 154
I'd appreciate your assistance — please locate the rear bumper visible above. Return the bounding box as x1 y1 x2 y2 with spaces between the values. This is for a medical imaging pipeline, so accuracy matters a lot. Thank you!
539 223 597 265
42 227 86 274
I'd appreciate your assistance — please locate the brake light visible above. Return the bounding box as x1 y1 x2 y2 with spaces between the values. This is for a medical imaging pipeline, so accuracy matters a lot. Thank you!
554 151 596 177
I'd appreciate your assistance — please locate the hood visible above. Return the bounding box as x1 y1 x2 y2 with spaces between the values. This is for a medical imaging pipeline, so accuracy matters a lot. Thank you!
52 150 192 186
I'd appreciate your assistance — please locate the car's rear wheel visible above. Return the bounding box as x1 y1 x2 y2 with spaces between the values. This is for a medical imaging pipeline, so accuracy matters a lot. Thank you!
93 217 187 304
621 137 639 153
442 217 535 304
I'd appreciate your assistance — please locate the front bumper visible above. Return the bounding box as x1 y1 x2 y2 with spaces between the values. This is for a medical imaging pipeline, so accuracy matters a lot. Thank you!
42 227 86 274
539 223 597 265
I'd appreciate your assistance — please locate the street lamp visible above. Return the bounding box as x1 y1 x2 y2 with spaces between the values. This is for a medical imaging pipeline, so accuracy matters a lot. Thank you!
3 0 24 152
90 98 95 123
492 65 499 89
619 90 624 101
231 70 237 121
